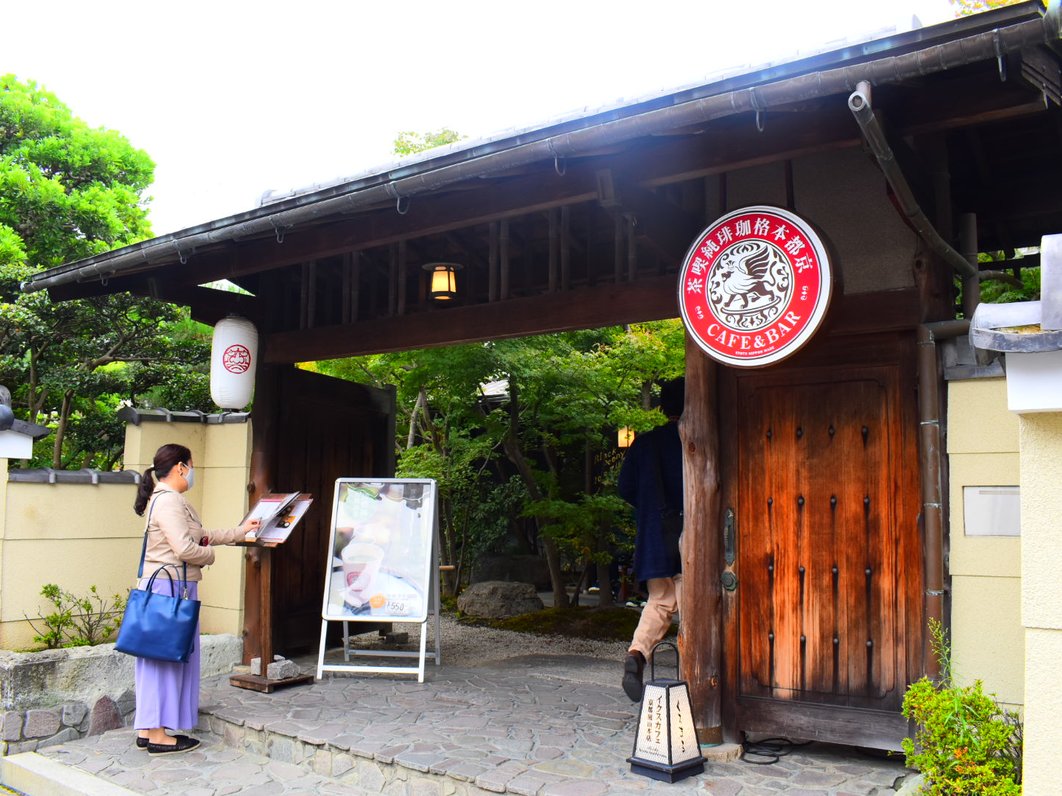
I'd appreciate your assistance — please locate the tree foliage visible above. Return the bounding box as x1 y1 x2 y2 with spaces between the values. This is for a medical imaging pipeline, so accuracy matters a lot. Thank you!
312 321 686 603
0 75 213 469
392 128 463 157
948 0 1023 17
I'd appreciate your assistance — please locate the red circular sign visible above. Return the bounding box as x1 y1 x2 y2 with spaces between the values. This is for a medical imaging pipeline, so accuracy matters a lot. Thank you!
678 206 832 367
222 344 252 374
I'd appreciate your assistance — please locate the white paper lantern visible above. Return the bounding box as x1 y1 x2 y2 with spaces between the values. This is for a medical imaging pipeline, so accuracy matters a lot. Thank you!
210 315 259 410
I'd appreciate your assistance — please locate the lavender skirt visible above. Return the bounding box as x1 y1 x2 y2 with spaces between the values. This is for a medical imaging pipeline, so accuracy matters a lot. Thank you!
133 579 200 730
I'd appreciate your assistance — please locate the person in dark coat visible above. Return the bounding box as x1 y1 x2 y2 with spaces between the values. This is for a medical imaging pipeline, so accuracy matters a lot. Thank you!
616 378 684 701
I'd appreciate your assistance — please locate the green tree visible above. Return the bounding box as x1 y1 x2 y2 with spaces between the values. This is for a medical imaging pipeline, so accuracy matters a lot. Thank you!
0 75 212 469
392 128 463 157
314 321 686 605
948 0 1023 16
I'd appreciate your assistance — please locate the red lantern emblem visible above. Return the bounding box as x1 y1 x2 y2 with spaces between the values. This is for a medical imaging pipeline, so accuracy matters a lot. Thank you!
222 343 252 374
678 206 832 367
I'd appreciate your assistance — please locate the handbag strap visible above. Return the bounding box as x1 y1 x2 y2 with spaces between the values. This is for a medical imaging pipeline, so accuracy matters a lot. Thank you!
136 494 189 587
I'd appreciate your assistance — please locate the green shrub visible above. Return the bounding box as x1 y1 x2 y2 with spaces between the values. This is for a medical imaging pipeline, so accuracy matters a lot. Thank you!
901 619 1022 794
25 584 127 649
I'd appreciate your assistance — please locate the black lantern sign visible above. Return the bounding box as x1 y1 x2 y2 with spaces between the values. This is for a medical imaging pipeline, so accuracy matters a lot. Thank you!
627 641 705 783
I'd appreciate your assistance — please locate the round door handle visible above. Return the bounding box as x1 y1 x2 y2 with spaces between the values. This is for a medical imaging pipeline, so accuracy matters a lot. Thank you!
721 571 738 592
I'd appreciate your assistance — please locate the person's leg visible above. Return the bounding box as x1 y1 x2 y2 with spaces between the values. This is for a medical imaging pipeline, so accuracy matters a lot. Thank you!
623 576 679 701
629 577 679 658
133 580 202 753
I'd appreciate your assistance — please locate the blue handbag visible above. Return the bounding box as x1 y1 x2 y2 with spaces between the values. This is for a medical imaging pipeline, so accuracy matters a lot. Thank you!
114 498 201 663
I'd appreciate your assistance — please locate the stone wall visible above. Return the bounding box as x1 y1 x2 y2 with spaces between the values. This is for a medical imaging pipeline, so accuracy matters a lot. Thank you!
0 634 241 756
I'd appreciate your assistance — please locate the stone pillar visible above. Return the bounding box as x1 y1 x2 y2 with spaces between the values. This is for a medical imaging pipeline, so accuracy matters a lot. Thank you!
1019 411 1062 793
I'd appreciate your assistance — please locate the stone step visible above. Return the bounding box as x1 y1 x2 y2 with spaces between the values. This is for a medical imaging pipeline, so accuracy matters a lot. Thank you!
10 729 374 795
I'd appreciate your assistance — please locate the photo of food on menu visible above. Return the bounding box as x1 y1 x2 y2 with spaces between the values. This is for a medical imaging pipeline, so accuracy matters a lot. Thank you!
322 479 434 623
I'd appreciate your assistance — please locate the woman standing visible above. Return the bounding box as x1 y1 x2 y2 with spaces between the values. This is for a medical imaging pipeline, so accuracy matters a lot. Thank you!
131 443 259 754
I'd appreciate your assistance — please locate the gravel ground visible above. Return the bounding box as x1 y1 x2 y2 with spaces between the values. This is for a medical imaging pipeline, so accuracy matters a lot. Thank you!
349 612 631 668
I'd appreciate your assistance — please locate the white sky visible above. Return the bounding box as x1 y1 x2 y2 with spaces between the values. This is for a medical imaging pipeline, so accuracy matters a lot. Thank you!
4 0 956 236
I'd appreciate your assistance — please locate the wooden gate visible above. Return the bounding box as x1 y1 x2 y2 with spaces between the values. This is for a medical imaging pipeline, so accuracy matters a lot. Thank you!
720 335 923 750
269 367 395 653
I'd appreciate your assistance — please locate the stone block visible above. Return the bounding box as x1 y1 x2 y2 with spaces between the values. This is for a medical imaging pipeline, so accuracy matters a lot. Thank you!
7 739 38 754
250 657 262 676
60 702 88 728
87 695 123 736
116 688 136 719
266 658 300 680
36 726 80 749
1 711 23 742
332 753 355 777
23 709 61 739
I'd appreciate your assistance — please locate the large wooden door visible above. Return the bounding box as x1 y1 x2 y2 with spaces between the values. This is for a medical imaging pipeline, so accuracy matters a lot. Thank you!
270 367 395 653
720 335 923 750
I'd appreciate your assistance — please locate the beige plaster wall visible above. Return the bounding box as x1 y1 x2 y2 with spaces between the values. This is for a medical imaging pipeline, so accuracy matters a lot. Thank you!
0 473 144 650
1018 411 1062 793
123 422 252 635
0 420 251 650
946 378 1023 707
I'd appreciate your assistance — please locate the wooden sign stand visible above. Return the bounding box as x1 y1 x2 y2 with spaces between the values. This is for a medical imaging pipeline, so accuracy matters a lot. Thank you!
230 493 315 693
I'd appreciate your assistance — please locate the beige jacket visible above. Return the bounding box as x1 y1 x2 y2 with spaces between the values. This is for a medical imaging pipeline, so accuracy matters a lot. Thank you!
139 483 244 582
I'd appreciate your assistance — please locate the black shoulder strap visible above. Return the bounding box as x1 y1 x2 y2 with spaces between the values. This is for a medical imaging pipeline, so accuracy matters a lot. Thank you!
136 497 158 579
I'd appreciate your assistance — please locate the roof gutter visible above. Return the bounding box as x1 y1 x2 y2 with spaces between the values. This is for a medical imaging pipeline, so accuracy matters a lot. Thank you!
23 7 1061 294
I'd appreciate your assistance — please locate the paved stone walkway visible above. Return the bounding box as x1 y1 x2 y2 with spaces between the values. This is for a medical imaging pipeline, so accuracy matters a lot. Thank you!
25 653 910 795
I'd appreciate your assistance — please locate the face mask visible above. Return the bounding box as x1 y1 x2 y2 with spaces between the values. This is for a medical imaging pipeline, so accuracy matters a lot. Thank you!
183 465 196 490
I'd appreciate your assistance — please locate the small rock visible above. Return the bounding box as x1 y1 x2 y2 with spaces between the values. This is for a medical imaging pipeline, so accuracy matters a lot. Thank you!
250 656 262 676
266 658 300 679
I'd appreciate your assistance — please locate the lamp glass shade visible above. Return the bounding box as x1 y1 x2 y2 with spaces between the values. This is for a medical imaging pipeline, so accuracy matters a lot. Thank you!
427 264 458 301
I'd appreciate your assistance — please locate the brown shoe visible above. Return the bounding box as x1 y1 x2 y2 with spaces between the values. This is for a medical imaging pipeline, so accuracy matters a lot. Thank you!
622 651 646 701
147 735 200 755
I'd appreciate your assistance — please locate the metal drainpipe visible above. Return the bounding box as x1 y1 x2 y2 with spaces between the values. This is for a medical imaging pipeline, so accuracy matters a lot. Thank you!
917 318 969 678
848 84 977 280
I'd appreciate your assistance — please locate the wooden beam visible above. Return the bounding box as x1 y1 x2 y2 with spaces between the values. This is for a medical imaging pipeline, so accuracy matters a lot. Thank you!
159 168 603 288
614 181 705 264
67 282 259 327
264 274 679 362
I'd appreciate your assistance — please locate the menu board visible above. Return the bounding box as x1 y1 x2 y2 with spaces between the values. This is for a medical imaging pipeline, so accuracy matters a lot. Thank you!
321 478 435 624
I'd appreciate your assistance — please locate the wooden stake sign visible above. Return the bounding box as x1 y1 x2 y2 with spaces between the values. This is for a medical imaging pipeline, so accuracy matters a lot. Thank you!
678 206 832 367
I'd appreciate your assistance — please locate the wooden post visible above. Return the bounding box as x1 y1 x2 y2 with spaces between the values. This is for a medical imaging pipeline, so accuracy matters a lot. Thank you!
678 335 723 744
243 361 281 666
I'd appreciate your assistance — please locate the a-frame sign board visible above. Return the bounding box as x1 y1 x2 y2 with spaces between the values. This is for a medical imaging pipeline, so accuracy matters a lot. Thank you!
315 478 441 682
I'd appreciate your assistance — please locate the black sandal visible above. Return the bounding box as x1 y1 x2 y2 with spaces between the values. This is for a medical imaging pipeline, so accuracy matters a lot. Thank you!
135 736 149 750
147 735 200 755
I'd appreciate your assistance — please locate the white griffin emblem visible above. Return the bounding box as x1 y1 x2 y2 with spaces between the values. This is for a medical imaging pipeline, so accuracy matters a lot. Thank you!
708 241 792 330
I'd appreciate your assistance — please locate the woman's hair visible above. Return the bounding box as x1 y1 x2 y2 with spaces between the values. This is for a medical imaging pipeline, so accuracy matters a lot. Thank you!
133 443 192 516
